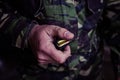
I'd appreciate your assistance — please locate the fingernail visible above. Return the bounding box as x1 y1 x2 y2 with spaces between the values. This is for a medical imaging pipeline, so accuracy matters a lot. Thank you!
64 31 73 39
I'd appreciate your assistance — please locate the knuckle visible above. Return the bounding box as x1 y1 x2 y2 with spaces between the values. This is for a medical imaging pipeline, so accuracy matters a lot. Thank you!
38 60 43 64
60 28 66 32
56 28 62 32
57 57 66 64
56 27 65 32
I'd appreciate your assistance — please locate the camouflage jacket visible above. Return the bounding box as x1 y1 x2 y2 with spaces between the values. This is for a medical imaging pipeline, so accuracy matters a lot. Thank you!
0 0 120 80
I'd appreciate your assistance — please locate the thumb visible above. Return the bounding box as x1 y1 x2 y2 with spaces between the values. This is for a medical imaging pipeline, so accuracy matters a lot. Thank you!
55 26 74 40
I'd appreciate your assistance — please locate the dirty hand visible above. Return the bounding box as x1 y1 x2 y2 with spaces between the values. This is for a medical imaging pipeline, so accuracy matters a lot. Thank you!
28 24 74 64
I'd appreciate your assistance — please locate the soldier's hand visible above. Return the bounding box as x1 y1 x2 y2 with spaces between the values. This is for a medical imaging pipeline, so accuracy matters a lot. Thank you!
28 24 74 64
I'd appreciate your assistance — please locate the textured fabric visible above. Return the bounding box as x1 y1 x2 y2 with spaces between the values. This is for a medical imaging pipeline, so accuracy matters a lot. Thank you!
31 1 104 80
0 0 120 80
97 0 120 80
0 0 38 49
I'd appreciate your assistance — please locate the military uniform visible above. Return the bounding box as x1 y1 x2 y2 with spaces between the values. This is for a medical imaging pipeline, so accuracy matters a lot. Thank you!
0 0 120 80
97 0 120 80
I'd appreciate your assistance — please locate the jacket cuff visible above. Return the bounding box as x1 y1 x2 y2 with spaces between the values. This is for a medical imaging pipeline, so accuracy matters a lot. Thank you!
15 21 38 49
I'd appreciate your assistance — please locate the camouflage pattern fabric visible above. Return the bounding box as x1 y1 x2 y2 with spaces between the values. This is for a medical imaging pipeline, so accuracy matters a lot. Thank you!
97 0 120 80
32 0 104 80
0 0 120 80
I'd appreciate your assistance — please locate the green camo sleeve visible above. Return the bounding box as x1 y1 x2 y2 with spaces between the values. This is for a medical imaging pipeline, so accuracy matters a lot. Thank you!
0 1 37 49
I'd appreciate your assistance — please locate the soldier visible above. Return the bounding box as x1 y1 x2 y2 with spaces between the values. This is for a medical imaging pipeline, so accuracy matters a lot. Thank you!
0 0 120 80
